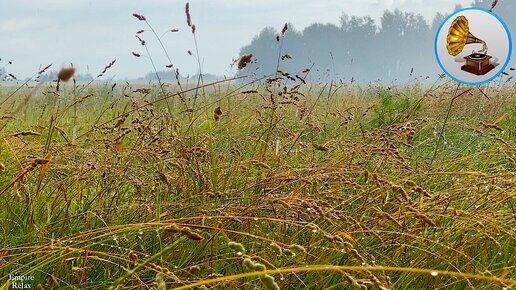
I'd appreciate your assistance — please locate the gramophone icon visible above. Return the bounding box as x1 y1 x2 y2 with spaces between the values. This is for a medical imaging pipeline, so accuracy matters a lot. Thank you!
446 16 495 75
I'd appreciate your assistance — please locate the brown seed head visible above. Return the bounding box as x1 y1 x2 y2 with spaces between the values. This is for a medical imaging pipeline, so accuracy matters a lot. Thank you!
490 0 498 12
186 3 192 27
281 54 292 60
136 35 145 46
38 64 52 75
58 67 76 82
132 13 146 21
281 23 288 35
237 54 253 70
97 59 116 78
214 106 222 121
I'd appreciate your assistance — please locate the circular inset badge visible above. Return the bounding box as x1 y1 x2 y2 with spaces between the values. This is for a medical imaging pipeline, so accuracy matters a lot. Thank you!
435 8 512 85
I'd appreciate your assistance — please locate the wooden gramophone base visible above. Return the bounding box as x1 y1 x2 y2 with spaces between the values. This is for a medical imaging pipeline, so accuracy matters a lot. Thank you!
461 54 494 75
461 64 495 75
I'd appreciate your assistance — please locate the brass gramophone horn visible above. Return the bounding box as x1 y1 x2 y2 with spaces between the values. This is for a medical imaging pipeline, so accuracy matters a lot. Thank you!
446 15 488 56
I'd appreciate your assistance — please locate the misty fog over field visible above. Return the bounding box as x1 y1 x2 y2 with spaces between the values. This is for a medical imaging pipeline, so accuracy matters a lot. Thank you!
237 0 515 83
0 0 513 83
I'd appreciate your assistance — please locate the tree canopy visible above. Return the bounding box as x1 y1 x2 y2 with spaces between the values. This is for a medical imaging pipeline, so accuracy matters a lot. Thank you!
238 0 514 83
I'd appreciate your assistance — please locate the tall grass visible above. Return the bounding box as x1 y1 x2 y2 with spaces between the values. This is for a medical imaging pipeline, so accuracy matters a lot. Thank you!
0 77 514 289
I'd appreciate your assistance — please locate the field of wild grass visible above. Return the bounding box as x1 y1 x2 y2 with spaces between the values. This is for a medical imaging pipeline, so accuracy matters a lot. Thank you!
0 77 515 289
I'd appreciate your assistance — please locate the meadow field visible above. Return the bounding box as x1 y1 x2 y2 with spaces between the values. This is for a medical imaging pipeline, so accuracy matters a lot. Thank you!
0 74 515 289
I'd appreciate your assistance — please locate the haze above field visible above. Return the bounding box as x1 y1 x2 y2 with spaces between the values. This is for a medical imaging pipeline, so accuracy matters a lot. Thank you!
0 0 509 82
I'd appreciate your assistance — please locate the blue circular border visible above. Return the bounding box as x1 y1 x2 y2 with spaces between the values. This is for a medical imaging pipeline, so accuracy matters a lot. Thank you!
434 7 512 85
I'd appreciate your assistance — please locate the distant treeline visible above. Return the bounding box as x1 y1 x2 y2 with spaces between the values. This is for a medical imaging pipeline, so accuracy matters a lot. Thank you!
237 0 515 83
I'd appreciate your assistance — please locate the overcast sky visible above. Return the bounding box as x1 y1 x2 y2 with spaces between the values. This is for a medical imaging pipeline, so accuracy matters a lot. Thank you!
0 0 473 80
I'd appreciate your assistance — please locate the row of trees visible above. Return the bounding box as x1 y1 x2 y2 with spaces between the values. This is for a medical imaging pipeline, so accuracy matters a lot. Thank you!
238 0 515 83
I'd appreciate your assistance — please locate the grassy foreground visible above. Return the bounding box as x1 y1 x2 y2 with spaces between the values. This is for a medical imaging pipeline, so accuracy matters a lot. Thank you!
0 78 515 289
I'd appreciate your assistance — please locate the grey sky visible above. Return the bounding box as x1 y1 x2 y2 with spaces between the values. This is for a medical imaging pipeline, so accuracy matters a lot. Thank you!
1 0 472 79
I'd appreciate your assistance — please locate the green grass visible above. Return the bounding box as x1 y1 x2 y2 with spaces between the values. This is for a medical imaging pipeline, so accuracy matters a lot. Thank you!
0 79 515 289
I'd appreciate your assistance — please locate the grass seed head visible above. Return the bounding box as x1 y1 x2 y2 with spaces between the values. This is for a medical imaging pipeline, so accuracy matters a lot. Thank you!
186 2 192 27
155 272 166 290
281 23 288 35
13 131 41 137
228 241 246 253
57 67 76 82
243 258 266 271
283 248 295 257
260 275 280 290
129 250 138 264
183 229 203 240
238 54 253 70
132 13 146 21
214 106 223 121
288 244 306 254
270 242 282 255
